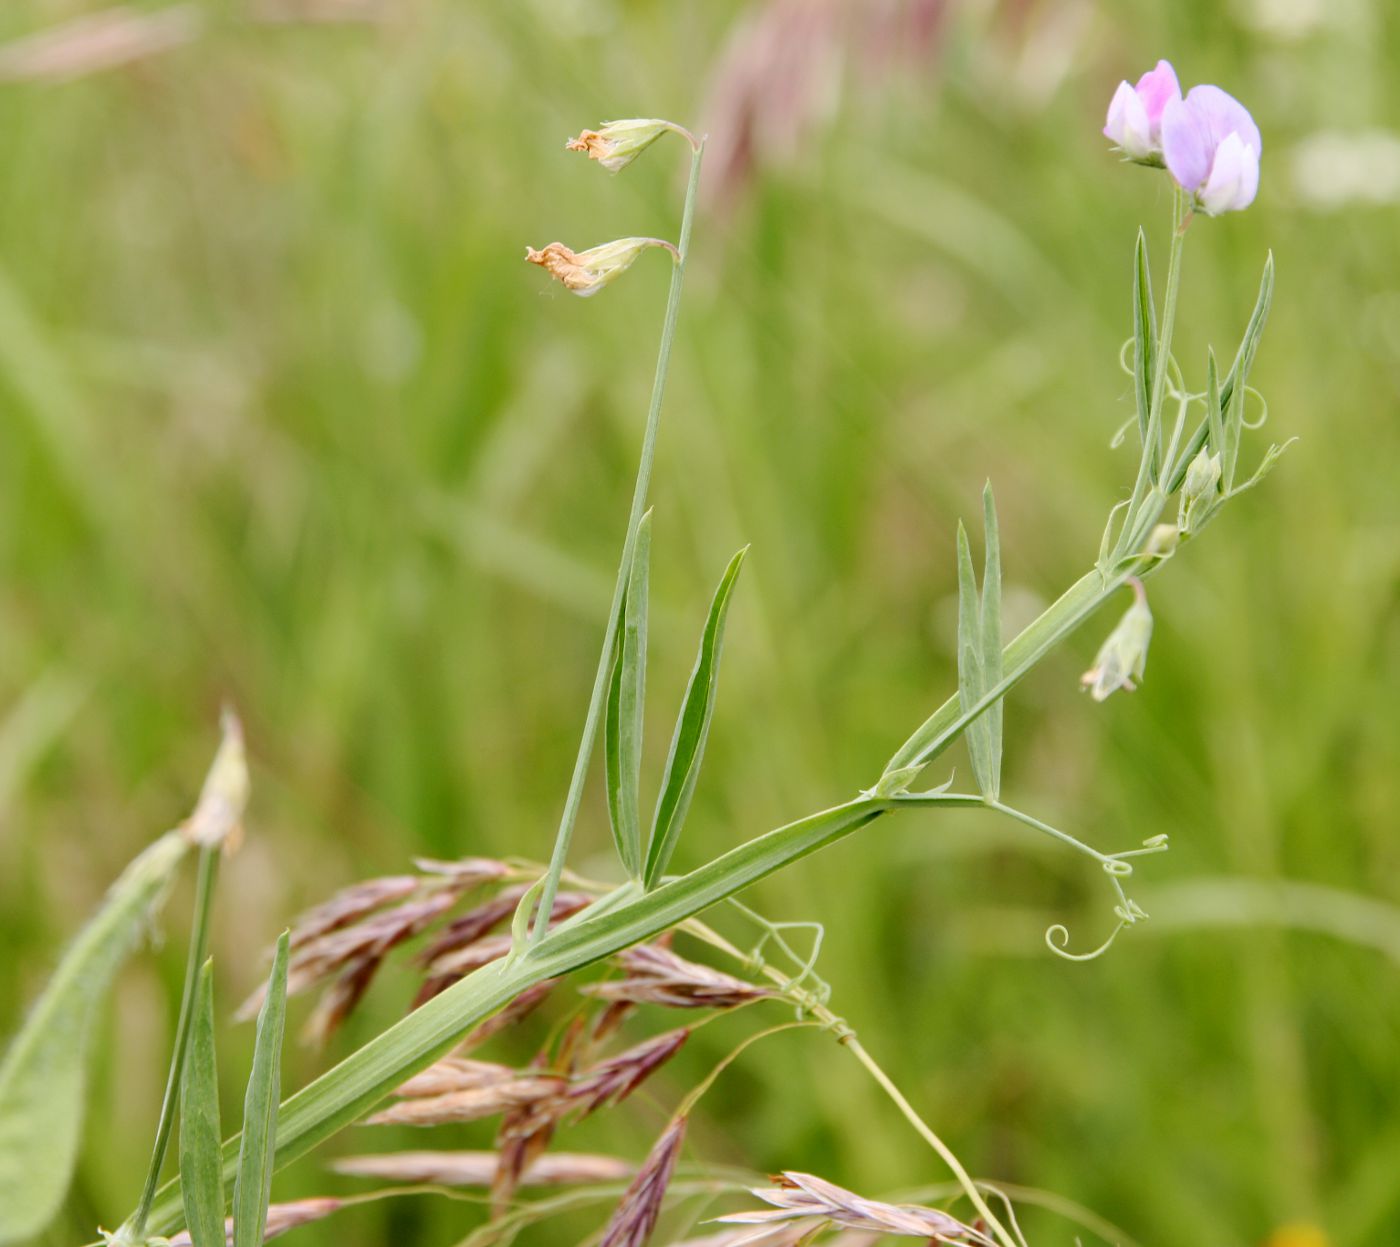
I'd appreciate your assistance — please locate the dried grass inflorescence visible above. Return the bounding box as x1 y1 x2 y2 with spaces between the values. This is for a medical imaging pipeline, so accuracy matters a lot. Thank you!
333 1149 633 1187
585 942 772 1010
598 1116 688 1247
233 857 587 1046
166 1198 343 1247
719 1173 993 1246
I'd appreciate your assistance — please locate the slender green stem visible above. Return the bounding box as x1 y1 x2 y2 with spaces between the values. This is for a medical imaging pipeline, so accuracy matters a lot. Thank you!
843 1036 1018 1247
127 845 221 1238
531 140 706 945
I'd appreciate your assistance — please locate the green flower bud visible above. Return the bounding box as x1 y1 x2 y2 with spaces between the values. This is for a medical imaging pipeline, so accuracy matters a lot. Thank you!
1177 447 1222 532
1080 578 1153 702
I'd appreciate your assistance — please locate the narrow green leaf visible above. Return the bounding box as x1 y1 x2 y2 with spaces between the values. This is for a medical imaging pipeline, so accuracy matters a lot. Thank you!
1205 348 1224 462
603 595 630 872
979 485 1003 800
1167 251 1274 494
0 831 189 1244
605 511 651 879
956 523 994 798
180 960 224 1247
232 931 289 1247
1132 229 1156 455
644 547 747 888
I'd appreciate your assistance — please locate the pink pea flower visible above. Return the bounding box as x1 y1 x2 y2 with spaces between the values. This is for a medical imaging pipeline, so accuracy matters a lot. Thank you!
1162 85 1262 214
1104 60 1182 162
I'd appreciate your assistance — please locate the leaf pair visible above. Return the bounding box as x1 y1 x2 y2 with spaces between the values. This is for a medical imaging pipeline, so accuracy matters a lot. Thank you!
956 485 1003 801
603 517 747 889
180 934 290 1247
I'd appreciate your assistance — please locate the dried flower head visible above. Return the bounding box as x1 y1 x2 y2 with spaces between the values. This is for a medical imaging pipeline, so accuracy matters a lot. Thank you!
566 119 683 173
525 238 677 298
599 1117 688 1247
718 1172 991 1245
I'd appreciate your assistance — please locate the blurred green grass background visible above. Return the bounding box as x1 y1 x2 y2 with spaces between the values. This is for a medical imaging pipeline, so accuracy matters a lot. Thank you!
1 1 1398 1245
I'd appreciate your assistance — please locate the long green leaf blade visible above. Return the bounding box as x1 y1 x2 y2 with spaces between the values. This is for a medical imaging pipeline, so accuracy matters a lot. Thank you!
232 931 289 1247
979 485 1003 800
0 831 189 1244
605 511 652 879
1132 228 1156 457
956 522 993 798
180 960 224 1247
644 546 747 888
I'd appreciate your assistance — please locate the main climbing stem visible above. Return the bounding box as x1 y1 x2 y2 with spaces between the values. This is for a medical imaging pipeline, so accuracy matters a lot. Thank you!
531 140 705 945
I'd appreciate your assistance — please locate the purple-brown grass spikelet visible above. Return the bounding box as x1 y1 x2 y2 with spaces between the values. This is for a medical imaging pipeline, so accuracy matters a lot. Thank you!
333 1150 634 1187
166 1198 343 1246
584 942 772 1010
598 1116 687 1247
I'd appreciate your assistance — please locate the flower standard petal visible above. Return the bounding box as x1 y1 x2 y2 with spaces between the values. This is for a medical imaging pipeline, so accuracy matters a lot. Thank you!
1134 59 1182 135
1161 95 1212 192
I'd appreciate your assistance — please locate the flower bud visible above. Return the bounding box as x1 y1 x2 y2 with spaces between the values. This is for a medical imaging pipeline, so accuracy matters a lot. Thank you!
1177 448 1222 532
1144 523 1179 556
524 237 676 298
566 119 676 174
1104 60 1181 163
1080 579 1153 702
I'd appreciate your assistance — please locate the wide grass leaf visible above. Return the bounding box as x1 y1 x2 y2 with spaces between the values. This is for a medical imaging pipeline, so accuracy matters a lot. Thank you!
180 959 224 1247
644 547 747 888
0 831 189 1244
232 931 289 1247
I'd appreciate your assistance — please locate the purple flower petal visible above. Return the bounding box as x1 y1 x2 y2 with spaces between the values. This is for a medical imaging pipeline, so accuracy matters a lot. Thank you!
1184 84 1262 159
1161 95 1212 191
1134 60 1181 132
1104 80 1152 157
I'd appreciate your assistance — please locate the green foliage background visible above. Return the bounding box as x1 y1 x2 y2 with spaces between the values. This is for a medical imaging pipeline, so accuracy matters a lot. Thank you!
1 2 1397 1245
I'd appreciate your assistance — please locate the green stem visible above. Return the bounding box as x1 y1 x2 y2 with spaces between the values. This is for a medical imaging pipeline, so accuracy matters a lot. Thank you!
126 846 221 1238
531 140 705 945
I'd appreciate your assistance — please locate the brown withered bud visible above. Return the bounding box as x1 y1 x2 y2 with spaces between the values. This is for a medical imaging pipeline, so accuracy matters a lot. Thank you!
598 1117 688 1247
287 875 422 949
717 1172 991 1245
585 943 772 1010
166 1198 343 1247
525 238 676 297
334 1149 633 1188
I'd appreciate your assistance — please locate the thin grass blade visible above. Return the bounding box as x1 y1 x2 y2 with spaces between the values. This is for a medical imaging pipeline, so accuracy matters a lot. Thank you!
979 485 1003 800
956 522 993 798
232 931 289 1247
1132 229 1156 462
180 960 224 1247
644 547 747 888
